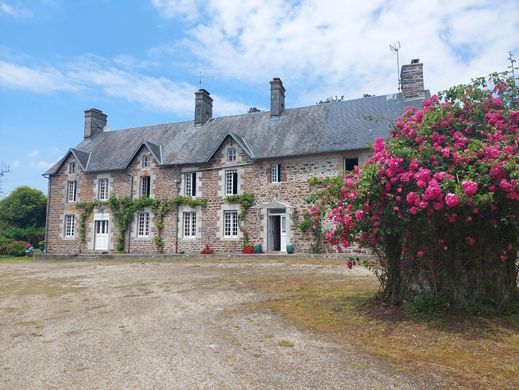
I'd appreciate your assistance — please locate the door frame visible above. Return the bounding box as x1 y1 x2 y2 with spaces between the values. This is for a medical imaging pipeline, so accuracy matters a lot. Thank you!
93 213 110 251
267 208 286 252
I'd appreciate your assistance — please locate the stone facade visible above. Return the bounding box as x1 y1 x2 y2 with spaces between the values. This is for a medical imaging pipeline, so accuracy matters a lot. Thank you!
45 136 371 255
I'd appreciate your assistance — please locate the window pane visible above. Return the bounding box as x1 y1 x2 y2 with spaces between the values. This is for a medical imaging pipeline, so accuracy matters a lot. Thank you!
185 174 192 196
344 158 358 171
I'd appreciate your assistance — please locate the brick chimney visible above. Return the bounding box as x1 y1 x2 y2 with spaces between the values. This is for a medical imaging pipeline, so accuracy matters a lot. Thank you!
270 78 285 117
400 59 424 99
194 89 213 126
84 108 107 138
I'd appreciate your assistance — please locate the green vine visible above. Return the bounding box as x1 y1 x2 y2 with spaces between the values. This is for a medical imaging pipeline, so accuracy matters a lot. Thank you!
76 195 208 252
225 192 255 219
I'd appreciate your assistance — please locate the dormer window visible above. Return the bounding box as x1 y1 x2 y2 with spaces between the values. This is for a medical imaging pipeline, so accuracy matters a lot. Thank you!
227 148 236 162
142 155 151 168
69 162 76 174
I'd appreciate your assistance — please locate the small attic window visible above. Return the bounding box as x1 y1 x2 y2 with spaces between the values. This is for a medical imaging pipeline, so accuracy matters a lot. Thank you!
69 162 76 174
227 148 237 162
142 155 151 168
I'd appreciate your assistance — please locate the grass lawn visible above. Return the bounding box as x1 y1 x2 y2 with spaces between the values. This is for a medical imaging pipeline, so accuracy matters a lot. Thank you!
245 266 519 389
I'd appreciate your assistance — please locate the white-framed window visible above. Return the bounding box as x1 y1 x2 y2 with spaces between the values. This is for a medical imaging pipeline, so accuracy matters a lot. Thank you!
183 212 197 237
225 169 238 195
64 214 75 237
69 162 76 174
137 212 150 237
223 210 239 237
142 155 151 168
140 176 151 198
97 178 109 200
227 148 236 162
344 157 358 171
67 180 77 202
271 164 281 183
184 172 197 197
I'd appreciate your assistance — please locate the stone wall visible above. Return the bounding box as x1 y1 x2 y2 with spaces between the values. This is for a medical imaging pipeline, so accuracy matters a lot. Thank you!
46 140 373 255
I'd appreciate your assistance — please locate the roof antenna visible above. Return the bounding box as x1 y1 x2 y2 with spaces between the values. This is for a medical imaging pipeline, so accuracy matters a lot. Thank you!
508 50 517 83
389 41 401 91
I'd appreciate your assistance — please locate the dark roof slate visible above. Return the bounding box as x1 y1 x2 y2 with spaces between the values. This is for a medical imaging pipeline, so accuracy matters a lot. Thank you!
44 91 428 175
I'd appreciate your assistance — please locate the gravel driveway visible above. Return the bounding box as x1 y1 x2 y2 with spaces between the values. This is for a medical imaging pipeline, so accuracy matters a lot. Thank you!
0 258 432 389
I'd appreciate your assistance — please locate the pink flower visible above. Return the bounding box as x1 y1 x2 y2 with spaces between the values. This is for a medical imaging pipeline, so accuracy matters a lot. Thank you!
462 180 478 196
445 193 460 208
354 210 364 221
465 237 476 246
416 250 424 257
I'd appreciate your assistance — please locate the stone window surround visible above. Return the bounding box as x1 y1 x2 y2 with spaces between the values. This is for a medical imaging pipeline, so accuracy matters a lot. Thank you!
132 207 153 240
218 167 244 198
180 170 202 198
60 212 77 240
178 205 202 240
94 174 112 200
218 203 242 241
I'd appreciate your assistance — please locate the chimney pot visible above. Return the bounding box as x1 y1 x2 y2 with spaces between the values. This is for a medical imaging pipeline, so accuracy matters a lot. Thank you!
400 60 425 99
194 89 213 126
270 77 285 117
84 108 107 138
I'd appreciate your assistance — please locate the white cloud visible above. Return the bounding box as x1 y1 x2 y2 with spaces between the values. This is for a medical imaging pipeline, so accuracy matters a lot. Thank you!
48 146 61 155
0 56 249 116
158 0 519 105
0 2 31 17
10 160 19 168
151 0 199 20
27 150 39 159
35 160 58 170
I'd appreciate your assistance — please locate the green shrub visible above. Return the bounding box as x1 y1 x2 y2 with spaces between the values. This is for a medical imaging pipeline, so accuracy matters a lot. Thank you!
7 241 28 257
3 226 45 246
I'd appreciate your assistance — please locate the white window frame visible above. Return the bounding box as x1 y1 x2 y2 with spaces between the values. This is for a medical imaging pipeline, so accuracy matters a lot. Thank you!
271 164 281 183
225 169 238 195
140 176 151 198
142 155 151 168
183 212 197 237
227 148 237 162
97 178 109 200
69 162 76 174
67 180 77 202
184 172 197 197
223 210 239 237
137 212 150 237
64 214 75 237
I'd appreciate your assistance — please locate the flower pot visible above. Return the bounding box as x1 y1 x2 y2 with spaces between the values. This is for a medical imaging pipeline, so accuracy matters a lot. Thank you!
286 244 294 254
254 244 262 254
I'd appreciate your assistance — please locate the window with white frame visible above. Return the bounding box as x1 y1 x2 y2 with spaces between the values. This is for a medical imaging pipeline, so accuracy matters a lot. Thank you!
227 148 237 162
183 212 197 237
140 176 151 198
69 162 76 174
67 180 77 202
137 212 150 237
225 170 238 195
343 157 358 171
184 172 197 196
64 214 75 237
142 155 151 168
97 178 109 200
223 210 239 237
271 164 281 183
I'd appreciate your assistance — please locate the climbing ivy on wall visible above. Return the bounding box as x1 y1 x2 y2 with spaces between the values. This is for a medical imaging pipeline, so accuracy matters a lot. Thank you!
225 192 255 219
77 195 208 253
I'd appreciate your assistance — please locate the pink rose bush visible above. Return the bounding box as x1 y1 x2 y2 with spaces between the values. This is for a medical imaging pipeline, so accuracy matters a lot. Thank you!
302 74 519 311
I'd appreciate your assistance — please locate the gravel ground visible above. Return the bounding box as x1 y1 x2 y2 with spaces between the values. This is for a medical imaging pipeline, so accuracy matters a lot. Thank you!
0 259 435 389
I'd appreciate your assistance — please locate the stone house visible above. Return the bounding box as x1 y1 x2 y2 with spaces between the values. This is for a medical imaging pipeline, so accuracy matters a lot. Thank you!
43 60 427 255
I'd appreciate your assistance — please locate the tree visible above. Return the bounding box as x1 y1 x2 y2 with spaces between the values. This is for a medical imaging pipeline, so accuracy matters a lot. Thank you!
0 164 9 195
247 107 261 113
306 73 519 312
317 95 344 104
0 186 47 229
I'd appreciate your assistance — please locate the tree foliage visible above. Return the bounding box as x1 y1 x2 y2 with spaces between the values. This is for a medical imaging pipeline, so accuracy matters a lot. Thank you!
0 186 47 229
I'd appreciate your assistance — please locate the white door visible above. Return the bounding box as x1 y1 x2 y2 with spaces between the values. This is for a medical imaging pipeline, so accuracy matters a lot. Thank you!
94 220 109 250
280 215 287 252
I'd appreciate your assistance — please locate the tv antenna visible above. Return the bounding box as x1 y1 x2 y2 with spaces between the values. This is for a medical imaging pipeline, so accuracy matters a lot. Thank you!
508 51 517 82
389 41 401 91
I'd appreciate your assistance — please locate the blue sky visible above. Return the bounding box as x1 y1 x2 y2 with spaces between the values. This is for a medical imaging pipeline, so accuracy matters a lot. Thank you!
1 0 518 197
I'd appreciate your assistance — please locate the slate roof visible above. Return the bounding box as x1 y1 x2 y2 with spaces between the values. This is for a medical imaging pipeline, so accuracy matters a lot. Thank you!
44 91 428 175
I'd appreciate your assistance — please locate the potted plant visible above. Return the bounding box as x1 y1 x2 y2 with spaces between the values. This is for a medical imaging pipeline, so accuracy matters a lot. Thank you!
39 240 45 252
286 244 294 254
200 244 214 254
254 243 262 253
